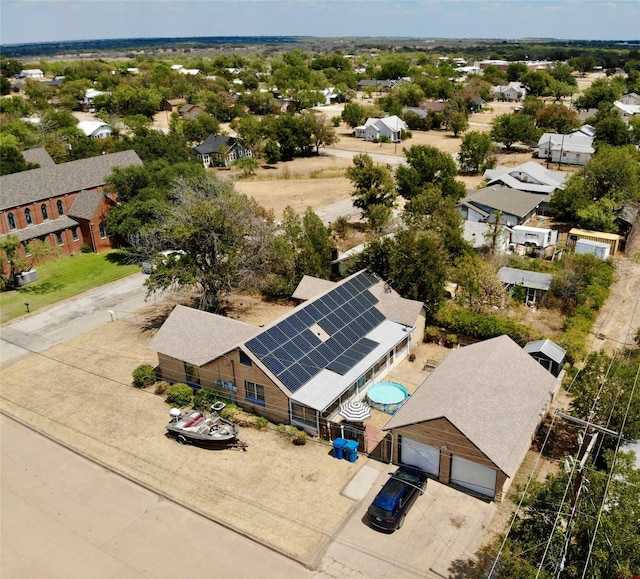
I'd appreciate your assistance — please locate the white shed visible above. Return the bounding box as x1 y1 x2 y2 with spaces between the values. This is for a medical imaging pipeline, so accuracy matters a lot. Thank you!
575 239 611 260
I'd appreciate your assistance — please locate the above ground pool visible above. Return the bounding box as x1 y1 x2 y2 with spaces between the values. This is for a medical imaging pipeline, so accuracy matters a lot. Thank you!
367 381 409 414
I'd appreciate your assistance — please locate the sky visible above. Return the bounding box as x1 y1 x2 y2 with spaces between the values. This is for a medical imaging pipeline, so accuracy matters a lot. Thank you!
1 0 638 46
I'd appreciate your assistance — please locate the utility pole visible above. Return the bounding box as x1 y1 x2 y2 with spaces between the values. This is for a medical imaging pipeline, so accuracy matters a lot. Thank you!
553 410 619 577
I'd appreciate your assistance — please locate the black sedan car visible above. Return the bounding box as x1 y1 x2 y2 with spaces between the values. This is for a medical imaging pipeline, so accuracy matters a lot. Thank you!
366 465 427 532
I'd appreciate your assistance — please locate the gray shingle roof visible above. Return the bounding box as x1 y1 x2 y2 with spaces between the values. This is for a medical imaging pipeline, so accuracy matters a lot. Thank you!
149 304 261 366
0 150 143 211
291 275 336 300
68 190 111 221
458 185 547 220
524 339 567 364
383 335 559 476
499 267 552 291
193 135 240 155
0 215 79 243
21 147 55 167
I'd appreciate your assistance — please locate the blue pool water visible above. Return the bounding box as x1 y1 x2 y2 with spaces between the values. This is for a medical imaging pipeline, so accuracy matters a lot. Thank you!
367 382 409 414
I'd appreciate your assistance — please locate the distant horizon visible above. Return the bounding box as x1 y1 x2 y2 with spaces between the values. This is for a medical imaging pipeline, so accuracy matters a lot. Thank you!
1 1 638 46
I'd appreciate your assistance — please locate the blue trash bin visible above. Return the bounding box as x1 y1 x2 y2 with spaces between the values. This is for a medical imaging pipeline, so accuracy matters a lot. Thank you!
332 438 347 459
344 440 359 462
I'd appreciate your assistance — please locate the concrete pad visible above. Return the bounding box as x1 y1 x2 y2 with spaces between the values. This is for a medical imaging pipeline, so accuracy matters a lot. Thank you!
341 462 386 501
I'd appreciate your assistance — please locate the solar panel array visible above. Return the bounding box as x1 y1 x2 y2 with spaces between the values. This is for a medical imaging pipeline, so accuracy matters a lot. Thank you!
245 271 385 393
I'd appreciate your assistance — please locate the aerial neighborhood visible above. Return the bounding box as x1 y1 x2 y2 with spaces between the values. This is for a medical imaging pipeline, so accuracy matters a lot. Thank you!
1 35 639 577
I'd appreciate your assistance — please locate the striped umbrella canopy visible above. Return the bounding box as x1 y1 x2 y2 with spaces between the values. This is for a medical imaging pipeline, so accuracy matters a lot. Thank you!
339 401 371 422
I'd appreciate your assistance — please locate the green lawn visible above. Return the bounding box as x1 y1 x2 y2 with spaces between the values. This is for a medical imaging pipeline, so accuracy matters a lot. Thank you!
0 251 140 324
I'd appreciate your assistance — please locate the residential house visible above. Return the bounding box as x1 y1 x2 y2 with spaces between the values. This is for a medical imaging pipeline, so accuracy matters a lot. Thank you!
382 335 560 501
164 98 187 113
613 100 640 121
484 161 568 195
354 115 407 142
498 266 552 304
77 120 113 139
356 79 395 92
462 221 511 253
193 135 253 168
179 104 207 120
457 185 548 227
524 339 567 377
150 270 425 436
0 150 143 258
619 92 640 106
80 88 108 110
20 69 44 79
537 132 594 166
491 82 526 101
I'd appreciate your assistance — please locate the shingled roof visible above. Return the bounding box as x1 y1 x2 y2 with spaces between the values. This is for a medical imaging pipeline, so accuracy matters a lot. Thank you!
0 150 143 211
0 216 79 243
68 190 113 220
383 335 559 477
21 147 55 168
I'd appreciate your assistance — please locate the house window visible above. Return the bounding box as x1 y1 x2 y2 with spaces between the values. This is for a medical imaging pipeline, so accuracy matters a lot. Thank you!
57 200 64 216
99 222 107 238
245 380 265 406
291 402 316 427
55 232 63 245
184 362 200 386
7 213 16 230
71 228 79 241
41 204 49 220
239 350 252 366
25 208 32 225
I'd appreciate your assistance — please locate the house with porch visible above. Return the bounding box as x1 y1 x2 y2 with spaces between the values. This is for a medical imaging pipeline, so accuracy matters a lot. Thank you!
491 82 526 101
537 132 594 166
150 271 425 436
382 335 560 502
193 135 253 168
77 120 113 139
0 149 143 258
354 115 407 142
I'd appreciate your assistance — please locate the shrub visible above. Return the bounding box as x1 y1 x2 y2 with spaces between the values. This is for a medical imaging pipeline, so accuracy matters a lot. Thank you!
81 243 93 253
424 326 441 343
331 116 341 127
193 388 220 412
154 381 169 395
132 364 156 388
165 383 193 407
255 416 269 430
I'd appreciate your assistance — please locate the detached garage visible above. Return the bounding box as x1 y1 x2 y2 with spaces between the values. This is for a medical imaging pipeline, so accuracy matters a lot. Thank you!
383 335 561 501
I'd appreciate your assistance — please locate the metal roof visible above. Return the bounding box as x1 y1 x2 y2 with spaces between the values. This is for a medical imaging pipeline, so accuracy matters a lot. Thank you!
524 339 567 364
498 267 552 291
458 185 547 219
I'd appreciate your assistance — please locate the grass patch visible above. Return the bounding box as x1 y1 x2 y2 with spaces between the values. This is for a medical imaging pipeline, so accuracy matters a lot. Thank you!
0 251 139 324
235 167 347 182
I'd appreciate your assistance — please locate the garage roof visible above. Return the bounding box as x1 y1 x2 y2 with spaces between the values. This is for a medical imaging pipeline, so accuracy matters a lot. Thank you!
383 335 559 477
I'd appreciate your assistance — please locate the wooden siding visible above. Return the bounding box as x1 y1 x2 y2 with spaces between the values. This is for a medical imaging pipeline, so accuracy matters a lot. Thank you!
389 418 508 502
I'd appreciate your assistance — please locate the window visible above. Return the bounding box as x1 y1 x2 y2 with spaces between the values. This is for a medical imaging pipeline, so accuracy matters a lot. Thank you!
25 208 32 225
55 232 63 245
239 350 253 366
7 213 16 230
57 200 64 216
71 228 79 241
245 380 265 406
41 204 49 220
291 402 316 427
99 222 107 238
184 362 200 386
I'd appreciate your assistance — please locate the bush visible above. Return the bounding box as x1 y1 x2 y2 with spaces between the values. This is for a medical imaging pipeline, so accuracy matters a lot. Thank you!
165 383 193 407
154 381 169 395
256 416 269 430
81 243 93 253
424 326 441 343
132 364 156 388
193 388 220 412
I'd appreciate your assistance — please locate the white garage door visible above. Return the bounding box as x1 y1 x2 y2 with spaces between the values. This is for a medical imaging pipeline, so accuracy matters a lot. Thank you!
450 455 497 498
401 437 440 476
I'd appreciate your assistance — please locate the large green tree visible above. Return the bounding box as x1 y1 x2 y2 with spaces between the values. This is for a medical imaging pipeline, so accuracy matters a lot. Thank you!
490 113 539 150
396 144 465 201
458 131 495 174
346 154 396 228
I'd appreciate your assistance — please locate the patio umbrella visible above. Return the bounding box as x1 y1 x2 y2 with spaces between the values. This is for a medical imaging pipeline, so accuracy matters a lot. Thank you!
339 401 371 422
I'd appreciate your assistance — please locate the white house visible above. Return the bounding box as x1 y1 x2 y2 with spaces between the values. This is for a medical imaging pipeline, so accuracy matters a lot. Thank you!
354 115 407 142
613 100 640 121
491 82 526 101
80 88 108 109
619 92 640 106
484 161 568 195
77 120 113 139
20 69 44 79
537 132 594 166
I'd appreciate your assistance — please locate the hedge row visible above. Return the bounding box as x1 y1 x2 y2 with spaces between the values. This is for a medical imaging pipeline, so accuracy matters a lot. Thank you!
433 304 541 346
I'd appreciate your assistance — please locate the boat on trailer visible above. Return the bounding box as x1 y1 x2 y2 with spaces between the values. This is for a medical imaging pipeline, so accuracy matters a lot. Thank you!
167 402 247 450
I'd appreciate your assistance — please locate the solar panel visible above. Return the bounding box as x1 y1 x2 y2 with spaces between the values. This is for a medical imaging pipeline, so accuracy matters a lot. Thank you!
244 271 387 393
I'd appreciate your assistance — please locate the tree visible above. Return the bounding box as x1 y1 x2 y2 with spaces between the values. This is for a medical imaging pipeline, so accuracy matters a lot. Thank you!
341 102 367 128
263 139 281 165
232 156 258 177
0 144 39 176
574 78 621 110
451 254 505 312
535 103 581 133
458 131 495 174
143 174 275 312
346 154 396 226
302 112 338 155
396 145 464 201
449 111 469 137
592 107 633 147
0 236 51 289
490 113 539 150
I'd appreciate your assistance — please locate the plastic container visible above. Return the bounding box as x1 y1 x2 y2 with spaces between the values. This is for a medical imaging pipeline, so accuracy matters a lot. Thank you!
332 438 347 459
344 440 359 462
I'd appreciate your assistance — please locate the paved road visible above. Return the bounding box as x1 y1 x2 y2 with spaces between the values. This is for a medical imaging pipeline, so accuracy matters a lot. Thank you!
1 414 312 579
1 273 151 370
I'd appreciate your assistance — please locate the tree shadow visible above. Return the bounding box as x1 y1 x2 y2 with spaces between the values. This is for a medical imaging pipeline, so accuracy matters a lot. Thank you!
20 280 65 295
104 251 135 266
